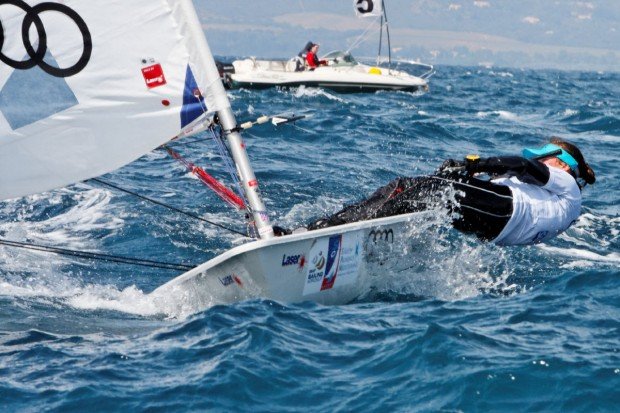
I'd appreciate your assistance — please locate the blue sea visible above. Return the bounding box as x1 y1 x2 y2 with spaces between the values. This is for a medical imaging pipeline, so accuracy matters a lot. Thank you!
1 64 619 412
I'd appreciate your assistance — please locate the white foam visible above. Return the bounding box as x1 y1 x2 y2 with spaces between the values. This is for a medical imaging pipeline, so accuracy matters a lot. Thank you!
66 284 162 316
562 108 579 117
287 86 347 102
0 268 194 319
476 110 520 121
538 245 620 264
281 195 348 228
489 71 514 78
363 201 514 301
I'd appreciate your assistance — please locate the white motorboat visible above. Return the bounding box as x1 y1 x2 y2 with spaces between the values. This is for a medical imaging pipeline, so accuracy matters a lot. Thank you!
218 0 434 93
221 51 433 93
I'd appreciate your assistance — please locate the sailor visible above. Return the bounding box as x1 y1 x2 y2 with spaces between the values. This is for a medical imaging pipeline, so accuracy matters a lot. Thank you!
306 137 596 246
305 43 327 69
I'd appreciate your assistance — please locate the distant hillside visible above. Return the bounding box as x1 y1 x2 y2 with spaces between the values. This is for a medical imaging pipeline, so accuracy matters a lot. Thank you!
195 0 620 72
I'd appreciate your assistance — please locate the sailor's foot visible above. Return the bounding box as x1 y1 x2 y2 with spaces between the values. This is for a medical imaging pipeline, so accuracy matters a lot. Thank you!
272 225 291 236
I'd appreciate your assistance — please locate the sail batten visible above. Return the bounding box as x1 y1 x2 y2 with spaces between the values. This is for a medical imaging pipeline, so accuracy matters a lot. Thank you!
0 0 218 200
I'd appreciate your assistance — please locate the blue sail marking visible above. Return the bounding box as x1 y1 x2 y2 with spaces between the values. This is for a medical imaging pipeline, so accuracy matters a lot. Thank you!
180 65 207 129
0 52 79 130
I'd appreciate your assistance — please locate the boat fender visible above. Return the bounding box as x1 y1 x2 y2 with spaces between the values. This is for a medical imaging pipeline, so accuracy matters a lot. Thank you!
368 67 382 75
256 115 269 124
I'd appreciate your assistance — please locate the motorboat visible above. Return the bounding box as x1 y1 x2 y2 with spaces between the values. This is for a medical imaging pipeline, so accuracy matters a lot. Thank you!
219 51 433 93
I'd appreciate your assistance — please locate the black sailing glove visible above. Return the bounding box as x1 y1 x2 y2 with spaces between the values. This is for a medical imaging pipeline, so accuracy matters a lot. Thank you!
437 159 467 173
466 156 550 186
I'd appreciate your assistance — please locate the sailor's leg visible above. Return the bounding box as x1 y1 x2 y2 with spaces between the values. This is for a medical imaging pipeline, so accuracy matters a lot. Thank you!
448 177 513 241
307 178 404 229
308 177 446 230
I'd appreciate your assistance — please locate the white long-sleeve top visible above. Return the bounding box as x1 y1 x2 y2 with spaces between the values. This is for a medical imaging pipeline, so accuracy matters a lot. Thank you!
491 168 582 245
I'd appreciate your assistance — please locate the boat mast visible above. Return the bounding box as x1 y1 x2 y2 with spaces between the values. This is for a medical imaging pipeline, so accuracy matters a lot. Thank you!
177 1 274 239
377 0 392 69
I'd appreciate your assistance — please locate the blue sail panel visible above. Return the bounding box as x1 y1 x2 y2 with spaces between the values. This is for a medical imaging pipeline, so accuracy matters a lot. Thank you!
180 65 207 129
0 52 79 130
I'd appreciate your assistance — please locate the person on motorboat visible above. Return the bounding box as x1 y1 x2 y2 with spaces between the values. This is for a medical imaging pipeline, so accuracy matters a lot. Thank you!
298 41 314 60
306 43 327 69
299 137 595 246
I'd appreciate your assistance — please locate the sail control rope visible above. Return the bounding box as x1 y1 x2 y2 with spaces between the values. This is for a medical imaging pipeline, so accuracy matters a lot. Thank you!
89 178 250 237
0 176 252 271
0 238 197 271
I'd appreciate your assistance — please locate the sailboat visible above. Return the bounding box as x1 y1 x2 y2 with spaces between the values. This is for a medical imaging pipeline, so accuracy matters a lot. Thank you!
218 0 434 93
0 0 434 315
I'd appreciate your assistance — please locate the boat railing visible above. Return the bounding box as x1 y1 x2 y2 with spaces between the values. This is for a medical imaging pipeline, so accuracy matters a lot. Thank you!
411 62 435 79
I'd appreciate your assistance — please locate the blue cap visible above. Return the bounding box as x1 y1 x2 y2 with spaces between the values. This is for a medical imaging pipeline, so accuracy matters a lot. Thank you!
523 143 579 176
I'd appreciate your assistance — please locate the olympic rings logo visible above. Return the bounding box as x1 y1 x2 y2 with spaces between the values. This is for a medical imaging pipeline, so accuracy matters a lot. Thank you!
0 0 92 78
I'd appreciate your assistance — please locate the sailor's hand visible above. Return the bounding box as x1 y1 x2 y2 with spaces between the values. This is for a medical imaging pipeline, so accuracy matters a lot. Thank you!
438 159 466 172
464 154 483 174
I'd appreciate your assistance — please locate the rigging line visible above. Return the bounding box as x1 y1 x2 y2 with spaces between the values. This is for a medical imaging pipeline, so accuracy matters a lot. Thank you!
186 86 250 215
210 125 260 238
165 136 212 147
377 13 383 65
88 178 251 238
345 17 381 55
0 239 197 271
209 126 250 209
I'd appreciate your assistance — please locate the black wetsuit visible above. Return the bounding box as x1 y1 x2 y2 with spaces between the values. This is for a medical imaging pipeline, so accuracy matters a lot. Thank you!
307 156 551 242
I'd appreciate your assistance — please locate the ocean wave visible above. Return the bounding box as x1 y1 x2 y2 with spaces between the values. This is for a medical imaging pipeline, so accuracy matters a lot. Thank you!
1 65 619 411
476 110 520 121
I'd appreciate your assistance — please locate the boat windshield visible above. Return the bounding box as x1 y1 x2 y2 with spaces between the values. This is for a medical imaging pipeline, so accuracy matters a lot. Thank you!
321 51 357 66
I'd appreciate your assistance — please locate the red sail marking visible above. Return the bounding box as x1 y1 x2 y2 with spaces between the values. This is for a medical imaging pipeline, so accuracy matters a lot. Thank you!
165 146 245 210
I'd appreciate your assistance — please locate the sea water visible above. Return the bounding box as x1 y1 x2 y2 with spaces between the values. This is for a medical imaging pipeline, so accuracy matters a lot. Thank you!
1 65 618 412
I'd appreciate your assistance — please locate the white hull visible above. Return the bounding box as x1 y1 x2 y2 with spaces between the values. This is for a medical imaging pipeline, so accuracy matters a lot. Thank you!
227 57 429 93
150 211 437 314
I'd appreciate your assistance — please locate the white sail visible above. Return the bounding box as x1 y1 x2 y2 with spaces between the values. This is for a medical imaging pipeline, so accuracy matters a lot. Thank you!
0 0 222 200
354 0 383 18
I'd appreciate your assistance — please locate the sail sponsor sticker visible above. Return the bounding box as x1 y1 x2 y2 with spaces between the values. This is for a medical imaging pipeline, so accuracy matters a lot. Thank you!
142 63 167 89
303 232 362 296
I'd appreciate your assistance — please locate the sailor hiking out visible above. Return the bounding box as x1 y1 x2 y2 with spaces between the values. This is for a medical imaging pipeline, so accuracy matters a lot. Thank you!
302 137 595 246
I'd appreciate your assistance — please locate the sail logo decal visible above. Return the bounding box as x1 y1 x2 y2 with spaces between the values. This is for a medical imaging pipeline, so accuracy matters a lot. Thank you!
0 1 92 78
0 51 79 130
303 232 363 296
180 65 207 128
141 63 167 89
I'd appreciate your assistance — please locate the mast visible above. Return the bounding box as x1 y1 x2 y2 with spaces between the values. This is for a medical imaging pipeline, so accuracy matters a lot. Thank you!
176 1 274 239
378 0 392 69
383 0 392 69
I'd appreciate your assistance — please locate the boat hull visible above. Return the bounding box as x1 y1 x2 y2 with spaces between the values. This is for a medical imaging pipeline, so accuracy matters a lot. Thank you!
226 58 429 93
231 79 425 93
151 212 438 314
